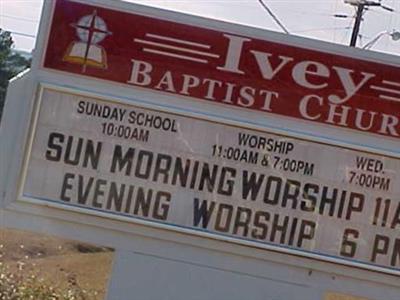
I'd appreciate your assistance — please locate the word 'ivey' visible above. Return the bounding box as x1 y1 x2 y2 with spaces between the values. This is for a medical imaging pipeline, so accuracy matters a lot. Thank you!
218 34 374 105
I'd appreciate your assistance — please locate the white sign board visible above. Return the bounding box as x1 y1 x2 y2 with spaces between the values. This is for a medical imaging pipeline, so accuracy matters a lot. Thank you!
21 87 400 273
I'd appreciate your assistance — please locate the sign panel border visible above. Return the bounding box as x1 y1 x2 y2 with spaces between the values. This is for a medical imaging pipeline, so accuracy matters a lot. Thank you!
15 83 400 277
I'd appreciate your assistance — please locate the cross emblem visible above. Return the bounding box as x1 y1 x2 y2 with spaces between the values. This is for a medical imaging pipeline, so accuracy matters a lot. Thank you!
70 10 112 72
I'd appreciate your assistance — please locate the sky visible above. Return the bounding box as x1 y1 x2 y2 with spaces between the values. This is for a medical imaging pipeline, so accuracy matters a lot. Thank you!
0 0 399 56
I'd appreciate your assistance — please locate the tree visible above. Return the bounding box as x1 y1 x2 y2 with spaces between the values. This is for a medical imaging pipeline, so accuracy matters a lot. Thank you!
0 29 31 120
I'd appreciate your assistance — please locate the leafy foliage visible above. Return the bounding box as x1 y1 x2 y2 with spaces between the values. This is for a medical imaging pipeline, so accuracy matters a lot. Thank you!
0 29 31 120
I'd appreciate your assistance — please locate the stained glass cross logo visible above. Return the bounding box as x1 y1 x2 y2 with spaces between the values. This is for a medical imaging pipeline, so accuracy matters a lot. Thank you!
63 10 112 72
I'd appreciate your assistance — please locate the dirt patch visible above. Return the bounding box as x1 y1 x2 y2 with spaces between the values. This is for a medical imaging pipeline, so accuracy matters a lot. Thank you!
0 228 114 299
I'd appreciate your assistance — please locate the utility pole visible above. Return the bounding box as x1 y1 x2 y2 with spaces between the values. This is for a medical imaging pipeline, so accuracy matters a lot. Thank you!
349 3 365 47
345 0 392 47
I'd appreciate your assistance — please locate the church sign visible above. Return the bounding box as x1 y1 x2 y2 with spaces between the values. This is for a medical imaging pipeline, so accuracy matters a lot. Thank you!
44 0 400 138
21 86 400 274
12 0 400 277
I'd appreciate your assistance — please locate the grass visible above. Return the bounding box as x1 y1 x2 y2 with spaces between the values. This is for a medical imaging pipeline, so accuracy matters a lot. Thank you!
0 229 113 300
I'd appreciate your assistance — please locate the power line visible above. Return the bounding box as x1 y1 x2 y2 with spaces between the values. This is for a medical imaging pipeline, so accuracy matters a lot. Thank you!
257 0 290 34
293 26 352 34
333 14 353 18
281 9 350 18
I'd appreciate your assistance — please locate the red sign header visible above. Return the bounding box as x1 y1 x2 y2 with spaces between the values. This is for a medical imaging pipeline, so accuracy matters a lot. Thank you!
45 0 400 138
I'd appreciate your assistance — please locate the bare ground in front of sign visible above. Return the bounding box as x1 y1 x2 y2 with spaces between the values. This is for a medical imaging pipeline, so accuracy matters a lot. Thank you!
0 228 113 299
